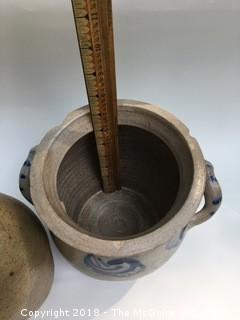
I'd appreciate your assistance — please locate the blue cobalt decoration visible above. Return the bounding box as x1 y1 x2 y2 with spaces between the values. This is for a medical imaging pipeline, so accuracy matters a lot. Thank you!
212 196 222 205
84 255 145 277
210 175 218 183
205 161 222 214
19 147 36 204
165 226 188 251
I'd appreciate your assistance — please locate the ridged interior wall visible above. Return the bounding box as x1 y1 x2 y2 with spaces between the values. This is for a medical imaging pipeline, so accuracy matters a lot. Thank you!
57 125 182 237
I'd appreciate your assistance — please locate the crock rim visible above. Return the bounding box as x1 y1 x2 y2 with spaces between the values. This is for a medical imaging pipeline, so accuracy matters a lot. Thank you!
30 100 206 257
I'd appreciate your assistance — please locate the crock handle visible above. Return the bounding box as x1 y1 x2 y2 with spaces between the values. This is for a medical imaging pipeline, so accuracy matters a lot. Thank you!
19 147 37 204
188 161 222 229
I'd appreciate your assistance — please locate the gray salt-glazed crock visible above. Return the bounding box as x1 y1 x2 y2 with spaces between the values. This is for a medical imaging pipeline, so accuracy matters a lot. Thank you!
0 193 54 319
20 100 222 280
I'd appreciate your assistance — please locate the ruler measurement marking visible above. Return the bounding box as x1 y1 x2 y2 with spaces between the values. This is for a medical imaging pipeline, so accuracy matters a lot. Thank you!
72 0 120 192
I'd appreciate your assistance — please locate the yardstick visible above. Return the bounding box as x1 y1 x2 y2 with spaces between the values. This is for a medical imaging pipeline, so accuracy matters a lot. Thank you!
71 0 120 193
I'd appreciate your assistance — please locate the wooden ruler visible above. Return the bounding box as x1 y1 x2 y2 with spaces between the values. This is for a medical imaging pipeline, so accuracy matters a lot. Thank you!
71 0 120 193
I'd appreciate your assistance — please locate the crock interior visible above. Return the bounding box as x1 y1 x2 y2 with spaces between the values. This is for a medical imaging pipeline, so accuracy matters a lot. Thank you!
57 124 194 240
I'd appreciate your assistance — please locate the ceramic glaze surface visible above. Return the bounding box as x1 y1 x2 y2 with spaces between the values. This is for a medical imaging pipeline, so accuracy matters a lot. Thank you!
19 148 36 204
20 100 222 280
56 124 183 239
84 255 145 278
0 193 54 320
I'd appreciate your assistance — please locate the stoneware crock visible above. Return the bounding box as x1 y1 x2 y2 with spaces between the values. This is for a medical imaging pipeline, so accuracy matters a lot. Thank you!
20 100 222 280
0 193 54 319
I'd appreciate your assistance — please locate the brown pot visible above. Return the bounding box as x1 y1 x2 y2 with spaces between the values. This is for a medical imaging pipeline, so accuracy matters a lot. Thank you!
0 193 54 319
